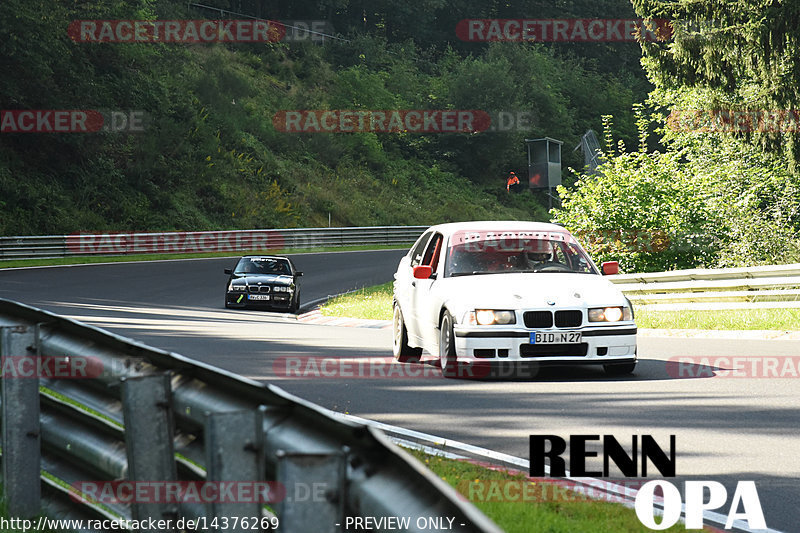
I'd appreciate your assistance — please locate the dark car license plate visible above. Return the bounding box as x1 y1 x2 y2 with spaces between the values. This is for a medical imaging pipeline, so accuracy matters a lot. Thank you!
247 294 270 301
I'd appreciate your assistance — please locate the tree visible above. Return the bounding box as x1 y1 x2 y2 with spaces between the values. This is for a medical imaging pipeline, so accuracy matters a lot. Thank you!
552 114 800 272
632 0 800 169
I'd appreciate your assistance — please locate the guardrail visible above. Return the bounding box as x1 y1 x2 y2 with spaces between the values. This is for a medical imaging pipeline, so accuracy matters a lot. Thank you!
0 226 428 260
0 299 500 533
4 226 798 310
610 263 800 310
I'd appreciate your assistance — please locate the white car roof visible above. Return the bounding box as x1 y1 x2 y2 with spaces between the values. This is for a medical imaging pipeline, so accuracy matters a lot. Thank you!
423 221 570 237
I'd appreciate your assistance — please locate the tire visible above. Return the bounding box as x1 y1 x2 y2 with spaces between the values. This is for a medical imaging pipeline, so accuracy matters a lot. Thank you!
289 290 300 313
603 361 637 376
439 311 459 378
392 303 421 362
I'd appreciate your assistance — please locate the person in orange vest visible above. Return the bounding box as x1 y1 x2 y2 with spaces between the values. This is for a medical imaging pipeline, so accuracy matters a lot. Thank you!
506 171 520 192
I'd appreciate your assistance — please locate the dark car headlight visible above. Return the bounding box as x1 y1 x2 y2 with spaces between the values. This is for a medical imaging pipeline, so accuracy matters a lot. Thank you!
228 283 247 291
273 286 293 293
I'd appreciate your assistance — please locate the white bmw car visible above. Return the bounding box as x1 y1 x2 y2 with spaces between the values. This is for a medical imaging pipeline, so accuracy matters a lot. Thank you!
392 221 637 378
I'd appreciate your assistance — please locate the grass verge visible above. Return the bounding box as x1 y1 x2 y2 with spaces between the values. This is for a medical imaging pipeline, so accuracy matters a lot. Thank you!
403 448 695 533
634 307 800 331
0 245 404 269
318 283 800 331
319 282 394 320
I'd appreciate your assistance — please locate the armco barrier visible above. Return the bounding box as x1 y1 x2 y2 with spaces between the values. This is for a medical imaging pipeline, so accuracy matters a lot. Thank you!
0 299 501 533
0 226 428 260
610 263 800 310
3 226 797 310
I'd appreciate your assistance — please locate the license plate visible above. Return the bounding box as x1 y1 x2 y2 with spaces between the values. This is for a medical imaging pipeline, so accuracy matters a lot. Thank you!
530 331 581 344
247 294 270 301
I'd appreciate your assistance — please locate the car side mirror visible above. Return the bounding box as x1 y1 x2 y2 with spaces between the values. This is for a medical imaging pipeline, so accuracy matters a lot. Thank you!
601 261 619 275
224 268 232 275
413 265 433 279
296 271 303 277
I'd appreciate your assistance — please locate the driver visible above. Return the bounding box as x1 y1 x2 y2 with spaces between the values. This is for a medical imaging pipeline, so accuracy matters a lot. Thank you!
526 250 553 265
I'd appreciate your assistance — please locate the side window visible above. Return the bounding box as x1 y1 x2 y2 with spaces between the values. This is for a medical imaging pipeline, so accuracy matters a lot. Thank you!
565 243 592 273
409 232 432 267
421 233 443 272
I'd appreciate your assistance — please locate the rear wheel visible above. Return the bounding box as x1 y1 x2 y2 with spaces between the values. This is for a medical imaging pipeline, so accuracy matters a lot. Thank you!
439 311 458 378
393 303 421 362
603 361 637 376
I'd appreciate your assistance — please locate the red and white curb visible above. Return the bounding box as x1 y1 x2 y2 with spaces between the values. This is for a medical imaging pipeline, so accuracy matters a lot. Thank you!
296 308 391 329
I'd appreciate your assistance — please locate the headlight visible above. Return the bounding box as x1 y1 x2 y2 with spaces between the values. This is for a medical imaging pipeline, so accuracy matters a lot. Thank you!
273 286 293 293
228 283 247 291
588 306 632 322
469 309 516 325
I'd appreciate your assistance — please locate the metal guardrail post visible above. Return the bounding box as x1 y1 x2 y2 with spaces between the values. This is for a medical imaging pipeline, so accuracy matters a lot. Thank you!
121 373 178 529
1 325 42 517
205 409 264 530
275 450 346 533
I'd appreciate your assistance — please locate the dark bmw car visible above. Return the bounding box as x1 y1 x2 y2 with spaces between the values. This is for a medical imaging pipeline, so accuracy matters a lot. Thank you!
224 256 302 312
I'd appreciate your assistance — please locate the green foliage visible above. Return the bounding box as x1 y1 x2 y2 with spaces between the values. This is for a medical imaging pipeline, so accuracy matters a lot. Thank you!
632 0 800 169
552 114 800 272
0 0 647 235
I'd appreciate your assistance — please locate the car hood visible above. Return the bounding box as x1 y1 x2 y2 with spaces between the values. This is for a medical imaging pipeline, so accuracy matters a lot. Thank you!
231 274 293 285
439 272 626 315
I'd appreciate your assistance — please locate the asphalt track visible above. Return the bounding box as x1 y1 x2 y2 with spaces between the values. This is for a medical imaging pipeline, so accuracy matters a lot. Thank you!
1 249 799 532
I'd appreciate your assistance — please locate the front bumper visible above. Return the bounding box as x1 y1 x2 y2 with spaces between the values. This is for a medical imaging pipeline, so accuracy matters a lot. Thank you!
452 324 637 364
226 291 294 308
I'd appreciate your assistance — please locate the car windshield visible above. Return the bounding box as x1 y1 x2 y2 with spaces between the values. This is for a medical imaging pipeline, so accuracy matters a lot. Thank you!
235 257 291 275
444 231 597 277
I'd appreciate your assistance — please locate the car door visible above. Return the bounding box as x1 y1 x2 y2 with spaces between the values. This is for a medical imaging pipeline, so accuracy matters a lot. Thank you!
395 231 432 341
409 232 444 347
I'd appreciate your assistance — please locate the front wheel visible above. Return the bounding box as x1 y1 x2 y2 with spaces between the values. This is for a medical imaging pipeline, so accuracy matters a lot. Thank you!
439 311 459 378
603 361 637 376
393 303 421 362
289 290 300 313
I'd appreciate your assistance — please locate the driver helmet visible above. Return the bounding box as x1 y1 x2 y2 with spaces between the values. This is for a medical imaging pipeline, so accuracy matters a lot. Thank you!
528 251 552 262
